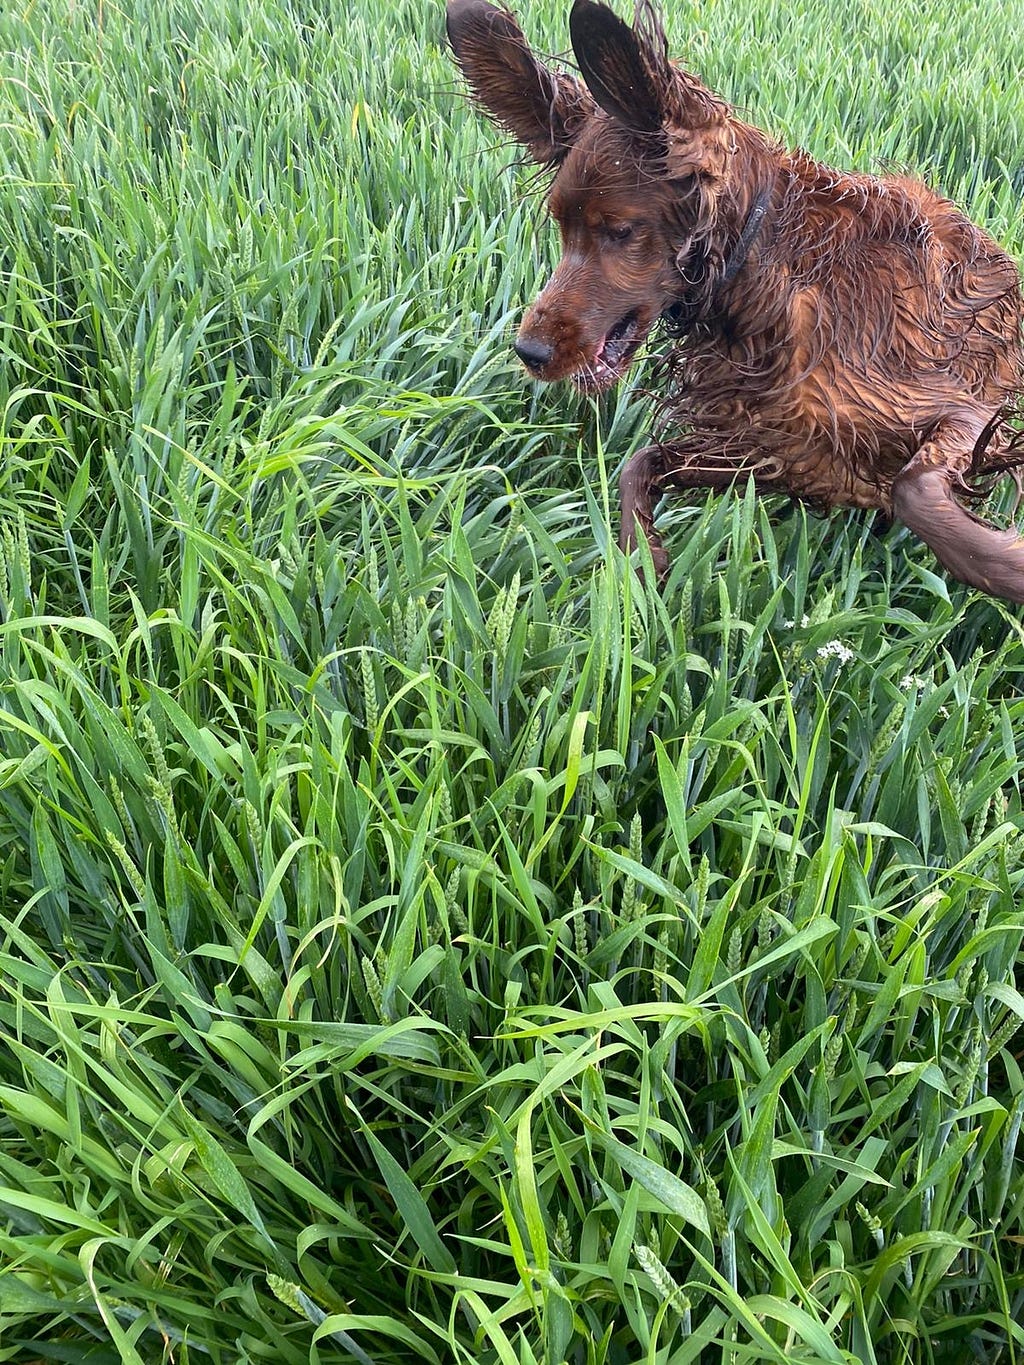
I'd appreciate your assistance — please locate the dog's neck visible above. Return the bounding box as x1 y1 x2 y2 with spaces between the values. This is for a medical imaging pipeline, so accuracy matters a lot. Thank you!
661 179 774 337
720 185 773 286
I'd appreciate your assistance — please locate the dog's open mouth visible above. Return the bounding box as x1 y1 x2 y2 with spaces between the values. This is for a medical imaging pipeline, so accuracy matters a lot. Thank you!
573 311 646 391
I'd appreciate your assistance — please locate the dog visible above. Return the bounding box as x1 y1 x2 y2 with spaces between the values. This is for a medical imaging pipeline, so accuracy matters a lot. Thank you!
446 0 1024 601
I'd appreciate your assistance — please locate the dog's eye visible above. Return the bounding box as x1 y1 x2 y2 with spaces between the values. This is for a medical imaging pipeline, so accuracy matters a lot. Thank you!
604 223 634 242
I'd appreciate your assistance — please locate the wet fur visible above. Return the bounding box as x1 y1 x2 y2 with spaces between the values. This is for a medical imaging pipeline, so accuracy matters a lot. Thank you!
447 0 1024 601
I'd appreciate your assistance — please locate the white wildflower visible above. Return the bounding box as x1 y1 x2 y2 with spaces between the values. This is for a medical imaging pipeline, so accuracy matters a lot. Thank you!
816 640 855 665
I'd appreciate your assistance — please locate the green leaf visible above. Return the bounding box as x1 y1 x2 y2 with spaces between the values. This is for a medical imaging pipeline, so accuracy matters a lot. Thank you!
348 1100 456 1274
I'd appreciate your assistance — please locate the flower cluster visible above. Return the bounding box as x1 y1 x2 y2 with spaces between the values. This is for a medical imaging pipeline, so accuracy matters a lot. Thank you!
816 639 855 665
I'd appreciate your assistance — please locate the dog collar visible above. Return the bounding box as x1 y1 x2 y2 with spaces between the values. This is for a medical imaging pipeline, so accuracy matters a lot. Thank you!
720 185 773 286
660 185 774 334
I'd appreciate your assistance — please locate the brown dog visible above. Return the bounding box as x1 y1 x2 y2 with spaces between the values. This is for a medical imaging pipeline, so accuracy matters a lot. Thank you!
447 0 1024 600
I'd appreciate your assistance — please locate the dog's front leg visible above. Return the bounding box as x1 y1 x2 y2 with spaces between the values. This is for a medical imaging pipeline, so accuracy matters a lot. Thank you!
619 445 671 579
619 445 774 581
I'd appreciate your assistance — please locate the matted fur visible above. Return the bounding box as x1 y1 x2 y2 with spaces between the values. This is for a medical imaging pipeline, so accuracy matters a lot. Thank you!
446 0 1024 602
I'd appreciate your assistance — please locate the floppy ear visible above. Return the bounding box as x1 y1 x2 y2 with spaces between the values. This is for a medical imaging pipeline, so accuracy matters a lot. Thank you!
447 0 591 165
569 0 723 134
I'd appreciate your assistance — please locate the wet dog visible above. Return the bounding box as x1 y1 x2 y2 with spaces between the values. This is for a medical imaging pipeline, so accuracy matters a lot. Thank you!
447 0 1024 599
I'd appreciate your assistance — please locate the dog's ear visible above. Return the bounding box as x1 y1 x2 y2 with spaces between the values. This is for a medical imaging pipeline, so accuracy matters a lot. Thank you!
568 0 662 132
569 0 722 134
447 0 591 165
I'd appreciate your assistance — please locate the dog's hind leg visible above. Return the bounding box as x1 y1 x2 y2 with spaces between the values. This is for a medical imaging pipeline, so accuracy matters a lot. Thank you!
892 408 1024 604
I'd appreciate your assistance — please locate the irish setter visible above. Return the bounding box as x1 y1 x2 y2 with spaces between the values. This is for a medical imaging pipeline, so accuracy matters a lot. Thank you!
447 0 1024 601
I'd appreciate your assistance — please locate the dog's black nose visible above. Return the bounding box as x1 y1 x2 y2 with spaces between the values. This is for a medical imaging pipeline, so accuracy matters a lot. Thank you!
513 336 553 373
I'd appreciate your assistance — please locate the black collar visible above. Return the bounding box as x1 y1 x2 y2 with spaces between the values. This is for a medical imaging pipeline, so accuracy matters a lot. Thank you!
720 185 773 286
660 186 774 337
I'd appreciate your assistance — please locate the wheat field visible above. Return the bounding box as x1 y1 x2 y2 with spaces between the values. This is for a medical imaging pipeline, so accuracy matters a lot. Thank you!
1 0 1024 1360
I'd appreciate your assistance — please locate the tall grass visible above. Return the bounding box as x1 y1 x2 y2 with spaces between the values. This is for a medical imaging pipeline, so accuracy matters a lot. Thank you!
0 0 1023 1360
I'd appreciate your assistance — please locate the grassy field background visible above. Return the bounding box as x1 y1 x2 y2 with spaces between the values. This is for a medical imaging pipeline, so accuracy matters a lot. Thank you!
1 0 1024 1360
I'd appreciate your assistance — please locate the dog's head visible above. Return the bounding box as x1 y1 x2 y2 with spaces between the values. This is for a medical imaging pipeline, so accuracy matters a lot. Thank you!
447 0 734 390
